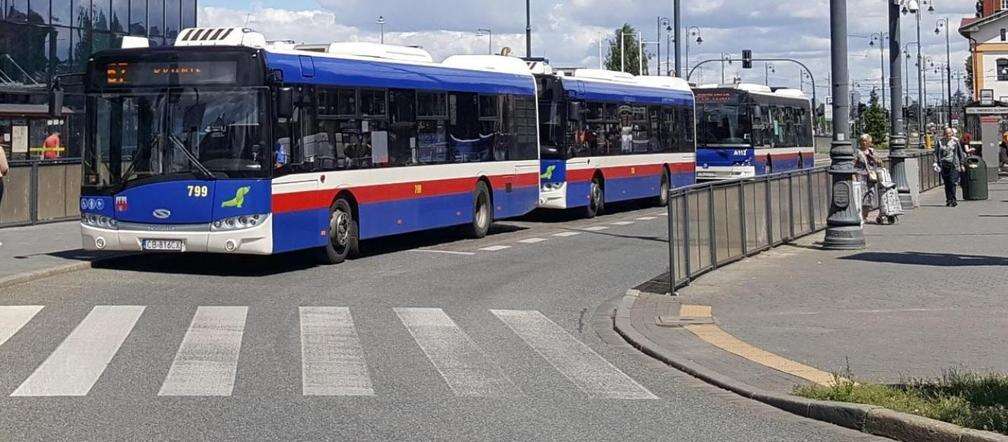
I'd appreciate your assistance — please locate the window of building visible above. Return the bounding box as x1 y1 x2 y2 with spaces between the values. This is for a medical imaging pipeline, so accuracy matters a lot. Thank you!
163 0 179 39
1001 28 1006 42
92 0 111 31
180 0 194 28
7 0 30 22
1002 0 1008 11
129 0 146 35
28 0 49 24
148 0 163 36
998 59 1008 81
110 0 127 32
51 0 73 25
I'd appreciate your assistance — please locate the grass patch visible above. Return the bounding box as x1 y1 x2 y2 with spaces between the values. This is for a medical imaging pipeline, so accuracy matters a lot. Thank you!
794 369 1008 435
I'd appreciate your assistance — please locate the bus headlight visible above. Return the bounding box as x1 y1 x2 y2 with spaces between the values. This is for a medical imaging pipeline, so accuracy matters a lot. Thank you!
82 214 118 230
212 214 266 231
540 182 564 192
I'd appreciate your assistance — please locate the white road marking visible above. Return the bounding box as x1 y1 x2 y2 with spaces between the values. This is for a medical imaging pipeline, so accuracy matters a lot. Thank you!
12 306 145 397
491 310 657 400
610 221 634 226
518 237 548 244
0 306 44 348
635 216 657 221
394 308 518 397
552 232 582 237
158 306 247 397
478 245 511 251
583 226 609 231
300 307 374 396
409 249 477 256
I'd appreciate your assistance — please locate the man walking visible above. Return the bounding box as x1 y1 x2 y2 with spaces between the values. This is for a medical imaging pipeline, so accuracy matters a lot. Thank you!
935 127 965 207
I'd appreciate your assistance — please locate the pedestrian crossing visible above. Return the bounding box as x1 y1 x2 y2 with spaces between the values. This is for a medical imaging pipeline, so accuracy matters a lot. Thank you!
0 305 657 400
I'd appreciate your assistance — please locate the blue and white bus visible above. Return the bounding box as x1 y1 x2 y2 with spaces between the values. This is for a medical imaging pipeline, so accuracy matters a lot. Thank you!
534 67 696 217
693 84 814 180
79 28 540 263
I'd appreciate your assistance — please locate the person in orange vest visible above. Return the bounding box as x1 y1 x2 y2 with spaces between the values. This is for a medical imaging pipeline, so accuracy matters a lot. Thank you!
43 132 60 160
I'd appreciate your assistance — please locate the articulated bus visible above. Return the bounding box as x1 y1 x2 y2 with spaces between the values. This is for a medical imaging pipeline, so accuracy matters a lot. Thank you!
693 84 814 181
79 27 540 263
534 66 696 217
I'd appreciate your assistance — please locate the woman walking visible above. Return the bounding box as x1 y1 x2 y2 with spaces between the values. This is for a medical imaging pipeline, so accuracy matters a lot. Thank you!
855 134 880 221
0 144 8 207
935 127 965 207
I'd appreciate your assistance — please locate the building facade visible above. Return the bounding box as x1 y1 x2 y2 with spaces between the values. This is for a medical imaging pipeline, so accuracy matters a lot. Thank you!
0 0 196 160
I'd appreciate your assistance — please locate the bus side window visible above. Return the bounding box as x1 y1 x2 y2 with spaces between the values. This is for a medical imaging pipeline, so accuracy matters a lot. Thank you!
389 89 417 167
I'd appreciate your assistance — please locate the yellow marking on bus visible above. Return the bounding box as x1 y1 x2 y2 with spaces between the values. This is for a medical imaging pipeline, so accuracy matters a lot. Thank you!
680 304 847 387
414 184 423 195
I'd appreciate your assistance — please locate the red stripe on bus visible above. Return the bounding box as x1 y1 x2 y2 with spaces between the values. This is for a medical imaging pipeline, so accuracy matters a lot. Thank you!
568 161 695 182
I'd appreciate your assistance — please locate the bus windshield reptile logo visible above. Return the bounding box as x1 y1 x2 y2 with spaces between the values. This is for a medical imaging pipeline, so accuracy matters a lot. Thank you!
540 165 557 180
221 187 251 208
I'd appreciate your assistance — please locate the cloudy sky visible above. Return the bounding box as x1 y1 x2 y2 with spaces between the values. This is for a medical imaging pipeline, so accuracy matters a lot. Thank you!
198 0 976 104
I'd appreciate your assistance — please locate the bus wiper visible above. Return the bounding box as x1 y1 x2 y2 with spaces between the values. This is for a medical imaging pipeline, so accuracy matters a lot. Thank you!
167 134 216 180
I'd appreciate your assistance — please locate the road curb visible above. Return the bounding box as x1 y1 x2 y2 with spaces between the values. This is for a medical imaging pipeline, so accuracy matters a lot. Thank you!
0 254 128 290
612 290 1007 442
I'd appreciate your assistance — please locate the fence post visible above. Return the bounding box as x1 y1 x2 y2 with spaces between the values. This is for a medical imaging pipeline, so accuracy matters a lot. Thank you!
667 190 677 295
708 186 717 269
683 191 692 281
765 176 773 246
739 180 747 256
806 169 816 232
787 173 795 240
28 161 39 224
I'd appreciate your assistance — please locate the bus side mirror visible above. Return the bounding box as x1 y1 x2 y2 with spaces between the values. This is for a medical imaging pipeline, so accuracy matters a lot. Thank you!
49 88 64 117
276 87 294 119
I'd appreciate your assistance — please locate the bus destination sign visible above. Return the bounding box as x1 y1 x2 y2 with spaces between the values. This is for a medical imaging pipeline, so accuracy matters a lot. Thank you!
105 61 238 86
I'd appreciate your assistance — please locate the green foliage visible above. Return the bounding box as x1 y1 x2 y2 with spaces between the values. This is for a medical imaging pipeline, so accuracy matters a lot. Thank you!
795 369 1008 435
965 54 973 95
862 92 889 145
603 24 649 76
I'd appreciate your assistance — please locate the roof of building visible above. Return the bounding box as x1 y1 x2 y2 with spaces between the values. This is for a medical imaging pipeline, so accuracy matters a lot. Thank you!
959 10 1008 37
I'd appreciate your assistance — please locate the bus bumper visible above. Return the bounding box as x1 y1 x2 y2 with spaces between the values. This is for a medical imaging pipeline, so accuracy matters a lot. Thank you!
696 166 755 181
538 183 568 209
81 216 274 255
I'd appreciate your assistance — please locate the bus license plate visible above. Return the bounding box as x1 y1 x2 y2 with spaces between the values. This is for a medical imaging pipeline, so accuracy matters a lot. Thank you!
142 239 184 252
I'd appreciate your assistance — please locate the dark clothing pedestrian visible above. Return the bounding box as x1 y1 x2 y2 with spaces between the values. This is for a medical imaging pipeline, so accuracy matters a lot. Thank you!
935 136 965 206
1000 141 1008 171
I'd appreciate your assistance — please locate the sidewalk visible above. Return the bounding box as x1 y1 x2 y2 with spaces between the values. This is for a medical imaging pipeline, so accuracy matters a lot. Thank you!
0 221 110 286
621 179 1008 392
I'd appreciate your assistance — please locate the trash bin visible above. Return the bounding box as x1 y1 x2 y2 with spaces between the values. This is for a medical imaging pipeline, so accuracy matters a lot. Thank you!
963 156 989 201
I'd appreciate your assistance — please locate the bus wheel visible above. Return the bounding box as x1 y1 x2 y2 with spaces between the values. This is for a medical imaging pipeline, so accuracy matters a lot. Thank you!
319 198 359 264
584 179 604 218
655 171 670 207
463 181 492 238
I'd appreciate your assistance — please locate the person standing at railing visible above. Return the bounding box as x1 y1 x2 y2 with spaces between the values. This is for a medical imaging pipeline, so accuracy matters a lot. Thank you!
42 132 61 160
0 144 8 207
934 127 965 208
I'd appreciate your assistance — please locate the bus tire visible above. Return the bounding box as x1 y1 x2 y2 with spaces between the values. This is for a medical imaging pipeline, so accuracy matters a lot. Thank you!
318 197 359 264
655 170 670 207
584 178 604 218
463 181 492 238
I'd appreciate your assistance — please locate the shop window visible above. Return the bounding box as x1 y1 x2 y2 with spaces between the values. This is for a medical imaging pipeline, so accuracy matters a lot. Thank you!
998 59 1008 82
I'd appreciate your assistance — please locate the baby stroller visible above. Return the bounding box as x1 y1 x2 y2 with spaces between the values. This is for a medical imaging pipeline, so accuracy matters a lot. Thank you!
874 167 903 225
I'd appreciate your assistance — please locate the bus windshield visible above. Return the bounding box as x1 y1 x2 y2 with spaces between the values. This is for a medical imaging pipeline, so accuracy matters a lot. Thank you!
84 87 268 192
697 103 751 146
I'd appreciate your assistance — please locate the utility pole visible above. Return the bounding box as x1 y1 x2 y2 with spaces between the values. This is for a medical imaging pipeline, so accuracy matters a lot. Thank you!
937 17 953 129
674 0 682 77
915 7 924 145
823 0 865 249
525 0 532 58
890 2 912 211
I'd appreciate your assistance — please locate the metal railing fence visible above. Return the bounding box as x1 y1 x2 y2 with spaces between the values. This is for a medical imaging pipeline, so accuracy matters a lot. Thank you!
666 150 940 293
0 159 82 228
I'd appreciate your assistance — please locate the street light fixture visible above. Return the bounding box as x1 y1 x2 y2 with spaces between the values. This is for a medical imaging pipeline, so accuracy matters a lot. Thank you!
684 26 702 77
935 17 952 130
869 32 888 109
377 16 386 44
764 62 775 86
657 17 670 76
476 28 492 55
902 0 932 146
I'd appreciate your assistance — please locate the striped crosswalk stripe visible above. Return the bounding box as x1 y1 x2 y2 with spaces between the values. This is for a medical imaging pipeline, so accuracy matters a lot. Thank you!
491 309 657 400
158 306 247 397
610 221 634 226
584 226 609 231
552 231 581 237
478 245 511 251
299 307 374 396
395 308 518 397
518 237 547 244
635 216 657 221
0 306 44 348
11 306 145 397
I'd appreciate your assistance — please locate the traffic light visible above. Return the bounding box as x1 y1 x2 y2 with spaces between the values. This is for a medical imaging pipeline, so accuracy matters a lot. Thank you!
742 50 752 69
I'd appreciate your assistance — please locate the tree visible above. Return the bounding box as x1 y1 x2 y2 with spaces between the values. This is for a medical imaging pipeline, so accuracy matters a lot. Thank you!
862 89 889 145
603 24 649 76
964 54 973 96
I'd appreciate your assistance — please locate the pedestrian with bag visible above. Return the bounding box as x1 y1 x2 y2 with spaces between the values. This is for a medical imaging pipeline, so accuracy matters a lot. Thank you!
855 134 880 221
934 127 965 207
999 131 1008 174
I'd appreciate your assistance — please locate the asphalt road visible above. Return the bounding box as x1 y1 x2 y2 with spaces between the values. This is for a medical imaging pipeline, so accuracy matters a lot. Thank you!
0 202 876 440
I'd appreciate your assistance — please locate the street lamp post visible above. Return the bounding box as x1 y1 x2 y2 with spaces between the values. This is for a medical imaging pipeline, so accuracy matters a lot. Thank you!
869 32 888 110
888 0 911 210
657 17 670 76
525 0 532 58
903 0 933 146
764 62 775 86
936 18 953 128
823 0 865 249
377 16 385 44
720 52 734 84
476 28 492 54
685 26 702 76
